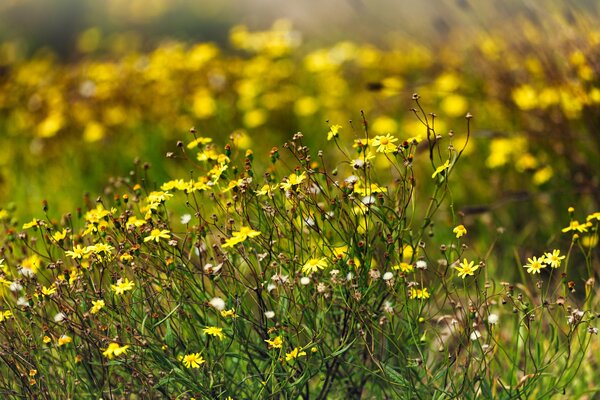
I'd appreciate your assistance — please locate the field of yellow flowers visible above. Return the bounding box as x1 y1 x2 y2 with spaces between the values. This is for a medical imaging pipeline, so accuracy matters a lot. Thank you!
1 4 600 399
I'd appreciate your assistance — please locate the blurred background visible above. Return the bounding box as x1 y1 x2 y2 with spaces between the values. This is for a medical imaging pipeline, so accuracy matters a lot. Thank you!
0 0 599 263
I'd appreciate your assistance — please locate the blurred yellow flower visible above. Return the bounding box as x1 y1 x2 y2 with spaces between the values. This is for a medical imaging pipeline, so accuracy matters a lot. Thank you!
285 347 307 361
90 299 105 314
265 336 283 349
111 278 135 295
182 353 205 368
524 256 545 274
453 224 467 238
203 326 224 340
102 343 130 359
302 258 328 274
453 259 478 279
144 229 171 243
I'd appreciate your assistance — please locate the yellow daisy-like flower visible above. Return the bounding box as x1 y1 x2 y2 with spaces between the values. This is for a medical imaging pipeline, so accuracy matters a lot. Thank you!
90 299 105 314
52 229 68 242
111 278 135 295
22 219 41 230
392 262 414 273
57 335 72 347
524 256 545 274
543 249 565 269
41 285 57 296
65 244 88 260
285 347 307 361
327 124 342 141
371 133 398 153
265 336 283 349
144 229 171 243
409 287 430 300
220 308 237 318
203 326 225 340
182 353 205 368
432 160 450 179
0 310 13 322
561 220 589 233
453 224 467 238
102 343 130 359
222 226 261 248
280 172 306 191
302 257 328 274
453 259 479 279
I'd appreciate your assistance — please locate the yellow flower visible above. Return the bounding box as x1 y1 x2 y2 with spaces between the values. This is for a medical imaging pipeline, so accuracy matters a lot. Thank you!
65 245 87 260
0 310 12 322
392 262 414 273
280 172 306 191
302 257 328 274
327 124 342 141
90 299 105 314
22 219 41 230
285 347 307 361
52 229 68 242
453 224 467 238
220 308 237 318
203 326 225 340
57 335 72 347
182 353 205 368
111 278 135 295
102 343 130 359
222 226 261 248
562 220 589 233
524 256 545 274
371 133 398 153
265 336 283 349
144 229 171 243
43 336 52 344
453 259 479 279
542 250 565 269
409 287 430 300
41 285 57 296
432 160 450 179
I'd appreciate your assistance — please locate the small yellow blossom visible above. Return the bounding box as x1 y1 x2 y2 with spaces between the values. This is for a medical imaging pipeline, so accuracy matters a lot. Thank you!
52 229 68 242
432 160 450 179
542 249 565 269
220 308 237 318
562 220 589 233
392 262 414 273
453 259 478 279
90 299 105 314
285 347 307 361
111 278 135 295
302 257 328 274
22 219 41 230
43 336 51 344
65 245 87 260
524 256 545 274
222 226 261 248
182 353 205 368
57 335 72 347
41 285 57 296
0 310 12 322
409 287 430 300
327 124 341 141
371 133 398 153
203 326 225 340
144 229 171 243
102 343 130 359
453 224 467 238
265 336 283 349
280 172 306 191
